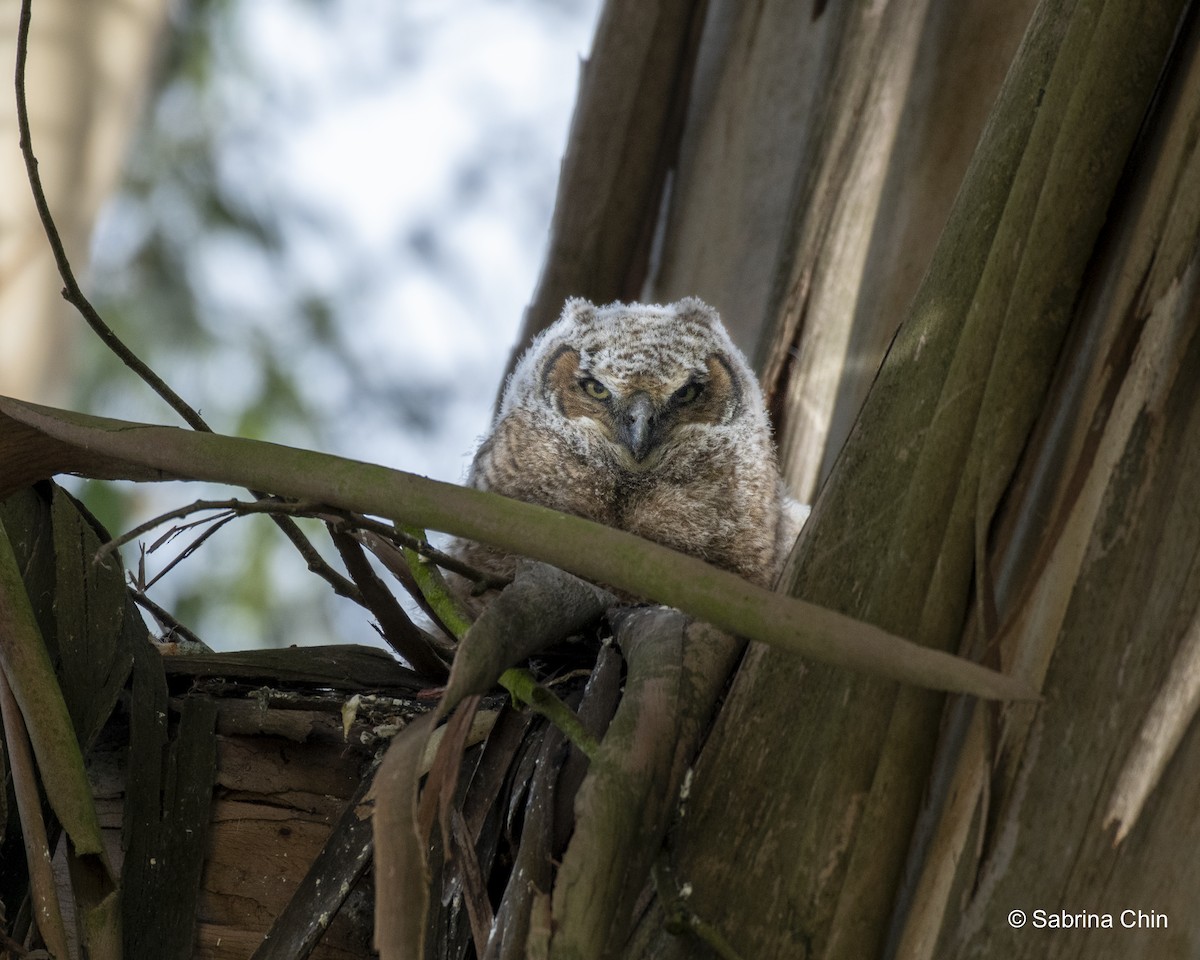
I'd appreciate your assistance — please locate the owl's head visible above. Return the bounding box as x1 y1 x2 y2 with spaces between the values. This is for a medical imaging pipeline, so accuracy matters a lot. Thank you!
501 298 766 469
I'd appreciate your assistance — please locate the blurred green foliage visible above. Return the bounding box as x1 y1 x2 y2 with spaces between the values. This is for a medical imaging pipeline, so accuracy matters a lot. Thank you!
78 0 399 649
72 0 598 651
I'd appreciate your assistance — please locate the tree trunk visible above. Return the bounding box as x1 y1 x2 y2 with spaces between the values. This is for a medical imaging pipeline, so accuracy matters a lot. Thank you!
626 0 1200 957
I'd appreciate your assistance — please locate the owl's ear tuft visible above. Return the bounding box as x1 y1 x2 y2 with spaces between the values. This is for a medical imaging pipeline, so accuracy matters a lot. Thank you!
561 297 599 325
674 297 721 327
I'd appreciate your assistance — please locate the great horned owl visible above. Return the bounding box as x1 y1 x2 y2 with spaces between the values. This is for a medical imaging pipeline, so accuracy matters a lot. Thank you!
462 298 807 588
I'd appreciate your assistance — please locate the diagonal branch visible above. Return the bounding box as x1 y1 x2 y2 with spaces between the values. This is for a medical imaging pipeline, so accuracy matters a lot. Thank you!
15 0 207 433
0 397 1035 702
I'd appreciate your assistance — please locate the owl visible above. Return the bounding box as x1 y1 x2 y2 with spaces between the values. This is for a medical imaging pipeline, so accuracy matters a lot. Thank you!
461 298 808 589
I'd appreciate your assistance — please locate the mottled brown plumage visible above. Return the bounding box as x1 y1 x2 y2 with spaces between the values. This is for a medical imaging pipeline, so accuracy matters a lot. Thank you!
460 298 806 588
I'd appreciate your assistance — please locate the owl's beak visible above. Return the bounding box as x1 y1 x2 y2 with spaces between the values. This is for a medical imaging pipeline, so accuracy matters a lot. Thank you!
617 393 657 462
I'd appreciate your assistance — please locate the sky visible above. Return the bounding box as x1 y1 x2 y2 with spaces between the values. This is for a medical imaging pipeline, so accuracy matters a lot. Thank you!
102 0 601 478
87 0 603 649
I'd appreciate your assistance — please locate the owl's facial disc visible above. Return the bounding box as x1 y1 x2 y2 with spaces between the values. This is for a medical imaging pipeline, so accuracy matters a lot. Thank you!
542 344 734 467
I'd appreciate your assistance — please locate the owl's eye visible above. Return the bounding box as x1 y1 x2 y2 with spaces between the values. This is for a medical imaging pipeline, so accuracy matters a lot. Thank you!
580 378 611 400
674 381 703 404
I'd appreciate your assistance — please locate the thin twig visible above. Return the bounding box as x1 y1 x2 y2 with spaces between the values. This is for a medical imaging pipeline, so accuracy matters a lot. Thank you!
653 855 746 960
105 499 487 678
329 526 450 678
353 530 455 638
143 515 237 590
15 0 362 605
16 0 208 432
272 514 363 602
131 591 209 649
339 516 509 591
101 498 503 623
97 497 323 562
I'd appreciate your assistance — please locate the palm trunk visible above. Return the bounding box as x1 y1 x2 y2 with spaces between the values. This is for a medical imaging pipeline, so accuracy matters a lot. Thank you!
625 1 1200 958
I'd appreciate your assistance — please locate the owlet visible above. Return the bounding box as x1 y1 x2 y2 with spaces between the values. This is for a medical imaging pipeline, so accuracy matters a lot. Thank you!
462 297 807 588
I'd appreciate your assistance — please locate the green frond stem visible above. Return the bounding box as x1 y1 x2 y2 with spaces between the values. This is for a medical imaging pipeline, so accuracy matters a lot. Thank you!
499 666 601 762
397 524 475 640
